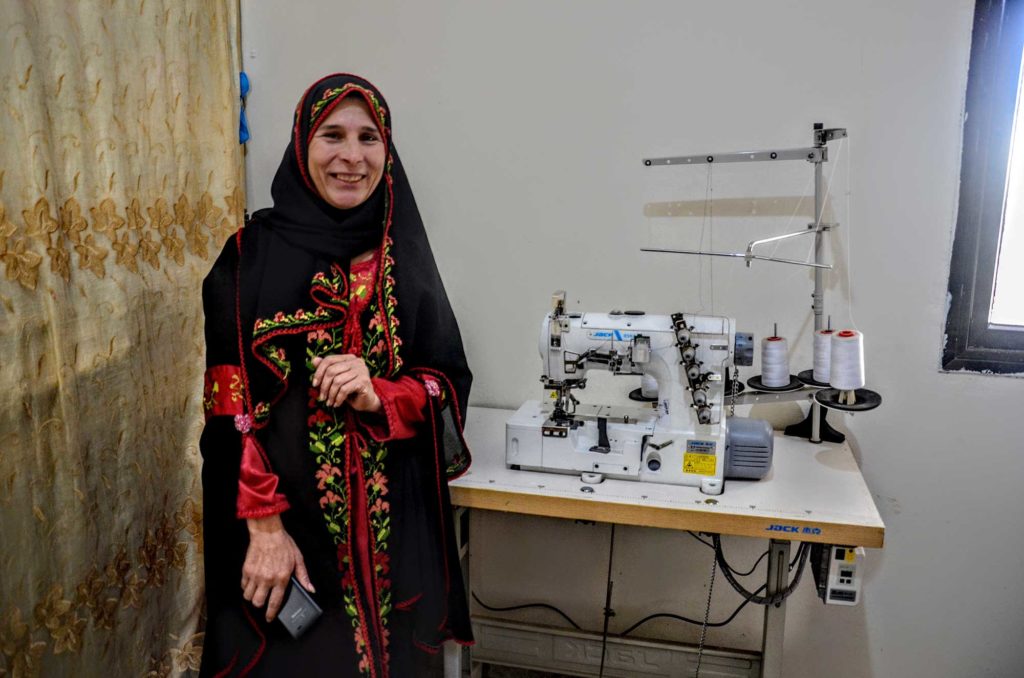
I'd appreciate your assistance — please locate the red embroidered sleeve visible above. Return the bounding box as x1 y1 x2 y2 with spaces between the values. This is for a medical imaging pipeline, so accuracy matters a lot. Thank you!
203 365 290 518
203 365 245 419
362 376 428 442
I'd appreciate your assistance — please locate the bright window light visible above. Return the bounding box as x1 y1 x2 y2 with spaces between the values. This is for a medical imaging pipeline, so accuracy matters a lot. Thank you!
991 50 1024 327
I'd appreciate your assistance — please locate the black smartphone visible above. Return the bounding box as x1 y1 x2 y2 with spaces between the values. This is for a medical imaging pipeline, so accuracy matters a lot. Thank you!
277 576 322 639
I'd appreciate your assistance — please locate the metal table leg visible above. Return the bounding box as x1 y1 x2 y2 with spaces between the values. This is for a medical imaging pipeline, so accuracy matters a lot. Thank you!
760 539 790 678
443 641 461 678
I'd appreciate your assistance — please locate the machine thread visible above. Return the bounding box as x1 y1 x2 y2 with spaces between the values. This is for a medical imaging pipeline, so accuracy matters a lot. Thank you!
760 335 790 388
813 329 835 383
829 330 865 391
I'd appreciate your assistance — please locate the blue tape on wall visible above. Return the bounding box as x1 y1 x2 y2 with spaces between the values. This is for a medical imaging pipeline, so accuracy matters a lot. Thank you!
239 71 250 144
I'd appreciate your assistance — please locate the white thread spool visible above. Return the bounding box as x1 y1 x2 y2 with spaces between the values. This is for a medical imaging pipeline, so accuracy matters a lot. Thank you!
760 335 790 388
813 329 835 383
830 330 865 391
640 374 658 399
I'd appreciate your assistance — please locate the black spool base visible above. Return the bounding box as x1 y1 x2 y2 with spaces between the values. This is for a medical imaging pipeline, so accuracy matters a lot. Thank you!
627 388 658 402
784 406 846 444
796 369 830 388
814 388 883 412
747 375 803 392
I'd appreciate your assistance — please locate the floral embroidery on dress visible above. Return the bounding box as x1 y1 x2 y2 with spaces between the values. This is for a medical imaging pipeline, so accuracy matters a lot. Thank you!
411 367 468 478
422 376 441 398
262 343 289 377
228 373 243 403
244 209 403 675
310 265 350 311
202 381 218 414
234 413 253 433
305 241 401 677
247 266 351 429
364 238 402 375
446 453 468 477
253 306 331 335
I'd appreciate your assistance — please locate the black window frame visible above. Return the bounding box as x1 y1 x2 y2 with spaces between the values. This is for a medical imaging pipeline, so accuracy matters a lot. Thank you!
945 0 1024 374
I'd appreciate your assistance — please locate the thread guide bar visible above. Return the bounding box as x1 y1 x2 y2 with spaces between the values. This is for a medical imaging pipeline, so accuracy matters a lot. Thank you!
643 146 828 166
640 247 832 269
641 127 846 269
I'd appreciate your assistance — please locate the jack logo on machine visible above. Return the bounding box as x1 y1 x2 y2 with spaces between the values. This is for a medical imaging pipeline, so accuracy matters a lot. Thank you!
683 440 717 475
587 329 640 341
765 524 823 535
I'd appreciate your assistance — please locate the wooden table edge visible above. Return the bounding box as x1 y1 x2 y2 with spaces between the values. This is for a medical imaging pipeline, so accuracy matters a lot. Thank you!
451 485 885 549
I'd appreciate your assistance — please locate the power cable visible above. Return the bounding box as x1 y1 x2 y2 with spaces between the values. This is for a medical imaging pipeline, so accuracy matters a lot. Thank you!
689 531 769 577
470 591 582 631
619 583 767 636
714 535 809 606
620 541 806 636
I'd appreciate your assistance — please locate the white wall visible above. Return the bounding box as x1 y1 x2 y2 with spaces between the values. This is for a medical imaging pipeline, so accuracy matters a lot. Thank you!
240 2 1024 676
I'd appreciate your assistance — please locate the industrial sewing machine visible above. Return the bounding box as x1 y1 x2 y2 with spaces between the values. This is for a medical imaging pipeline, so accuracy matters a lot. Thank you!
506 292 773 495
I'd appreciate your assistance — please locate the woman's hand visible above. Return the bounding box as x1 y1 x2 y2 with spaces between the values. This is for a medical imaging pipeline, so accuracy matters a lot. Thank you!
242 515 315 622
311 354 382 412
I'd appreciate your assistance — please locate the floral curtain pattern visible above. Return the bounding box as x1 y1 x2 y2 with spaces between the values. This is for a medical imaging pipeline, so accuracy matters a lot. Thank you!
0 1 242 676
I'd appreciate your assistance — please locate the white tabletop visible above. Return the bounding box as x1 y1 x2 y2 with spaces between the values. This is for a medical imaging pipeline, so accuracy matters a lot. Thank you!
451 406 885 548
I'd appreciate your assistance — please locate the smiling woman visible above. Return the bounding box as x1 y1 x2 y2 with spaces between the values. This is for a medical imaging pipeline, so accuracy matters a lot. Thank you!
306 98 387 211
198 73 474 677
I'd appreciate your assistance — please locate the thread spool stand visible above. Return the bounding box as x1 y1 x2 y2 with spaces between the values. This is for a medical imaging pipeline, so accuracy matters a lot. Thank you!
814 388 883 412
642 123 880 444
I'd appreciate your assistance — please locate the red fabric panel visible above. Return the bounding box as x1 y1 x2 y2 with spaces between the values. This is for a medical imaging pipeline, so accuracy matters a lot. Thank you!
236 433 290 518
362 376 428 442
350 466 375 622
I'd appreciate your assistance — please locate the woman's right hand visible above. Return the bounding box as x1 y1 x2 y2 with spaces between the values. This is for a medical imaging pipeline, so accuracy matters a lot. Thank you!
242 514 315 622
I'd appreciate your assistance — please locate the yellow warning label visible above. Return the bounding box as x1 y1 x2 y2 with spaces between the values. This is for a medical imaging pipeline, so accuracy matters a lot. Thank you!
548 390 558 400
845 550 856 562
683 453 716 475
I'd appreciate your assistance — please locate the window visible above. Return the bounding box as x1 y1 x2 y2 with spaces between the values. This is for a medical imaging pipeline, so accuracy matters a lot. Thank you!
991 71 1024 326
944 0 1024 373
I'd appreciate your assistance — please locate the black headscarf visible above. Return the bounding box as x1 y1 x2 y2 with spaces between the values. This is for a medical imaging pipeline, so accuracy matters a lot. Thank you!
239 73 472 433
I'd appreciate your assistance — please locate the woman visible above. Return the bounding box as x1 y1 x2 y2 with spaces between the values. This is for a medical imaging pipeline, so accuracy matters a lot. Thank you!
198 73 473 677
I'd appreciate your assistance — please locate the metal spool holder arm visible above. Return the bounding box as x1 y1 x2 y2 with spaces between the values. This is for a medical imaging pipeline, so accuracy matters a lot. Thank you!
641 123 847 443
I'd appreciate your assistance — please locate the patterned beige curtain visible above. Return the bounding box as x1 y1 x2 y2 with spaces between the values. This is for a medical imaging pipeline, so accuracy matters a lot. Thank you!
0 1 243 676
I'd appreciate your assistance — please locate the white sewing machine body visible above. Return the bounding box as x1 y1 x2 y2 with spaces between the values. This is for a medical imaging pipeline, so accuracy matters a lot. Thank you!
507 399 724 488
506 298 770 495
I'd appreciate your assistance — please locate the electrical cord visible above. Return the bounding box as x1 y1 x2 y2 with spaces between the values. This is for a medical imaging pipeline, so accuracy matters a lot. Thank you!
619 583 768 636
687 531 714 549
690 531 770 577
472 537 808 650
620 542 806 637
714 534 810 606
730 549 771 577
470 591 582 630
